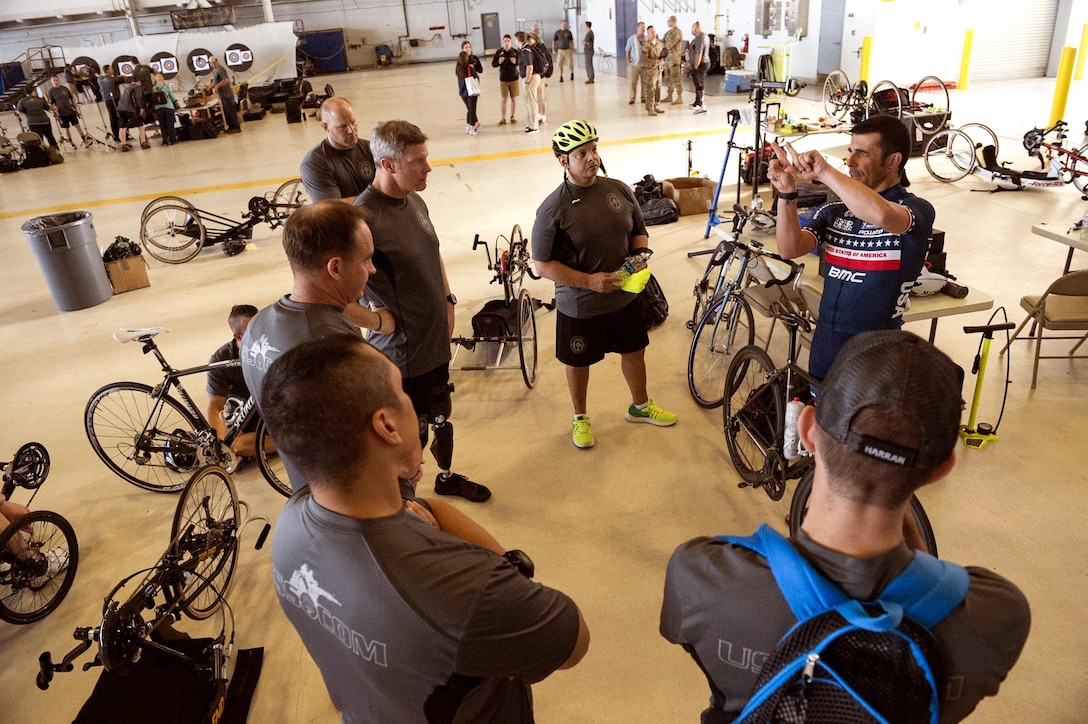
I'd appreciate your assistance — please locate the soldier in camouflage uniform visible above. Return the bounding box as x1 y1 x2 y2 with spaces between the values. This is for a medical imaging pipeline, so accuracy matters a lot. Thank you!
662 16 684 105
641 26 665 116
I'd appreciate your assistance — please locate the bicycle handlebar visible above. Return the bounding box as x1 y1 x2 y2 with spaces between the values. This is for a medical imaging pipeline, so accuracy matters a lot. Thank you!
963 322 1015 336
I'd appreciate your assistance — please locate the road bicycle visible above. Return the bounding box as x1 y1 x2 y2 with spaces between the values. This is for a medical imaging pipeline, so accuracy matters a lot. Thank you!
823 71 950 136
925 120 1088 198
84 327 289 496
139 178 309 264
687 214 790 409
0 442 79 624
723 287 816 501
37 465 270 709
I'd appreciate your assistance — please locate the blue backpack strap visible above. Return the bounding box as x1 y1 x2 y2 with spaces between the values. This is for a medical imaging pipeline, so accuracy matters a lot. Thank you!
722 523 969 626
880 551 969 628
722 523 848 620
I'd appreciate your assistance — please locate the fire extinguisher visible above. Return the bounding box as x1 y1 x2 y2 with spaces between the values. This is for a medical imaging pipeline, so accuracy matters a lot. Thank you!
741 33 749 53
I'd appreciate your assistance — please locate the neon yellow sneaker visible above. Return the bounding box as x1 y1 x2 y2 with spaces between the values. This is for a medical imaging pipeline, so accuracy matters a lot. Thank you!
626 399 677 427
572 414 595 448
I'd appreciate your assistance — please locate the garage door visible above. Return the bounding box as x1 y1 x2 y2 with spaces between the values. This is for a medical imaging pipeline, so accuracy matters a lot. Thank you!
963 0 1058 81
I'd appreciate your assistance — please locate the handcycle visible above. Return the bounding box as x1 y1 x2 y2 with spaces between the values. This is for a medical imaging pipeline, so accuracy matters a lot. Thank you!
37 465 270 720
84 327 289 497
924 120 1088 198
823 71 950 136
449 225 550 389
0 442 79 624
138 178 310 264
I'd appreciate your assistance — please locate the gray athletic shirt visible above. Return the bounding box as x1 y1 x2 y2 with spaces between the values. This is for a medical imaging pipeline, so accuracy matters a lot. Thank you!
660 529 1031 722
356 186 450 377
272 493 580 723
300 139 376 202
240 296 361 489
531 176 648 318
16 95 50 125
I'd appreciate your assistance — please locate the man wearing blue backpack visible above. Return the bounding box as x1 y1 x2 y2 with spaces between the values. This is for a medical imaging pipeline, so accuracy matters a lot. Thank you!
661 330 1029 723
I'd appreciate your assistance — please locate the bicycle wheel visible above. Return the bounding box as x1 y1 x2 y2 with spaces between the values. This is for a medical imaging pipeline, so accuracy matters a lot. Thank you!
273 178 309 220
723 346 782 486
85 382 202 493
506 224 535 301
516 289 538 388
688 295 755 408
924 129 975 183
822 69 851 120
141 203 205 264
140 195 196 224
958 122 999 161
170 466 239 620
254 418 291 497
788 468 938 556
867 80 902 119
910 76 950 135
11 441 50 489
0 511 79 624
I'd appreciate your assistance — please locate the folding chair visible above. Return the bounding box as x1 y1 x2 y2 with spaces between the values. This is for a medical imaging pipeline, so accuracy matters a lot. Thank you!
999 269 1088 389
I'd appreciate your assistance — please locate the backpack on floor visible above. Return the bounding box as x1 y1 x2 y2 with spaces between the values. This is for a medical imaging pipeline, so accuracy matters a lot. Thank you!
721 524 969 724
531 43 554 79
20 141 51 169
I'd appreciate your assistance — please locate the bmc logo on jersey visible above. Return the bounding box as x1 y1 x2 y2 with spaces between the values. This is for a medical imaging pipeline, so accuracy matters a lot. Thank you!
827 266 866 284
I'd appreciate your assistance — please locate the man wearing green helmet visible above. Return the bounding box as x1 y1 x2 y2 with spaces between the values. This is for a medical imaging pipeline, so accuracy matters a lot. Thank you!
531 120 678 449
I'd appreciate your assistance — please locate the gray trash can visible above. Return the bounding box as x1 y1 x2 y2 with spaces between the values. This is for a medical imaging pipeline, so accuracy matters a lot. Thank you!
21 211 114 311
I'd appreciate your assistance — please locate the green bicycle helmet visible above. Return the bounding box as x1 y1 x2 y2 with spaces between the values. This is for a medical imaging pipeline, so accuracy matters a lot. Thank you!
552 120 599 156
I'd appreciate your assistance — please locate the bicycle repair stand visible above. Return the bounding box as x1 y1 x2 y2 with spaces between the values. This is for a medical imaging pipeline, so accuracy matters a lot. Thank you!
700 109 743 242
959 322 1015 449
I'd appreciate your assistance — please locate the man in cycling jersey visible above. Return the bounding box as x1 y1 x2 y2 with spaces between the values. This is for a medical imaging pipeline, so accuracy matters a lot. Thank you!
767 114 935 380
531 119 677 449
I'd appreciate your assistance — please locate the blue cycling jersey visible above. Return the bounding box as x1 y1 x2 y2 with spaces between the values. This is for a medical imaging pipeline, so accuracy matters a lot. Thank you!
804 185 934 336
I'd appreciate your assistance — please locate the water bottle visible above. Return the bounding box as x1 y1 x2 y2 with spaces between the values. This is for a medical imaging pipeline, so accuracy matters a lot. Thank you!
783 398 804 460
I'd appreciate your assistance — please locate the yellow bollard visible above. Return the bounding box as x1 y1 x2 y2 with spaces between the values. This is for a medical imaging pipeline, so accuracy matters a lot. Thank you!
1049 46 1077 127
959 29 974 91
859 36 872 84
1077 24 1087 81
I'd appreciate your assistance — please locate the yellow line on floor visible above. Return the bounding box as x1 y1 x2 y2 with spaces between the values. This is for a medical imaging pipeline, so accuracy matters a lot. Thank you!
1 127 733 220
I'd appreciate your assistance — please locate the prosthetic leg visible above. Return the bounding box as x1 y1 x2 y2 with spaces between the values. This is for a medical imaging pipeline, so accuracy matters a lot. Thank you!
421 385 491 502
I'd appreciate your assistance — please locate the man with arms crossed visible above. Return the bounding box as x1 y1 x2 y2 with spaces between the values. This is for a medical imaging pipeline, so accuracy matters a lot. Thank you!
266 334 590 723
661 330 1029 722
300 97 376 202
767 114 934 380
356 120 492 503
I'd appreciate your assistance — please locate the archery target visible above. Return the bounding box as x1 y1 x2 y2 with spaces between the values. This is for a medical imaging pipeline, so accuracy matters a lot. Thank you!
225 43 254 73
113 55 138 78
151 52 180 80
187 48 214 76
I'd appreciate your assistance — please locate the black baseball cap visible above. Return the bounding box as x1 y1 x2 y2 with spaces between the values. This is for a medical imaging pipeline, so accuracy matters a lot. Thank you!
815 330 963 469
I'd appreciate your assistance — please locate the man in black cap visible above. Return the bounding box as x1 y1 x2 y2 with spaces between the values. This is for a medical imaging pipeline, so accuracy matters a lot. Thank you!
661 330 1030 722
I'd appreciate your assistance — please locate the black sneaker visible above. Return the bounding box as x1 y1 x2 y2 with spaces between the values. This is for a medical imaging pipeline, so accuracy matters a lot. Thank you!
435 472 492 502
524 127 539 134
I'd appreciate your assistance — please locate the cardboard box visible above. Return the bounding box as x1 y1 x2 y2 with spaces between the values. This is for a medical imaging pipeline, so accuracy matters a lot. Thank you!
105 257 150 294
663 177 717 216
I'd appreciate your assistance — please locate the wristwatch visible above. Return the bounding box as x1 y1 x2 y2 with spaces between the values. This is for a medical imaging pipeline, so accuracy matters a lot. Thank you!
446 294 458 305
502 549 535 579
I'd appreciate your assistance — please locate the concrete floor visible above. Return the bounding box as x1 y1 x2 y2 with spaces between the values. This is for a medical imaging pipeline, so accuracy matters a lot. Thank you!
1 61 1086 722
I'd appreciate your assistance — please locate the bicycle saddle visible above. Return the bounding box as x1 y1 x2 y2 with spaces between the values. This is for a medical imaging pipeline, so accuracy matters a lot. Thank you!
113 327 170 344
